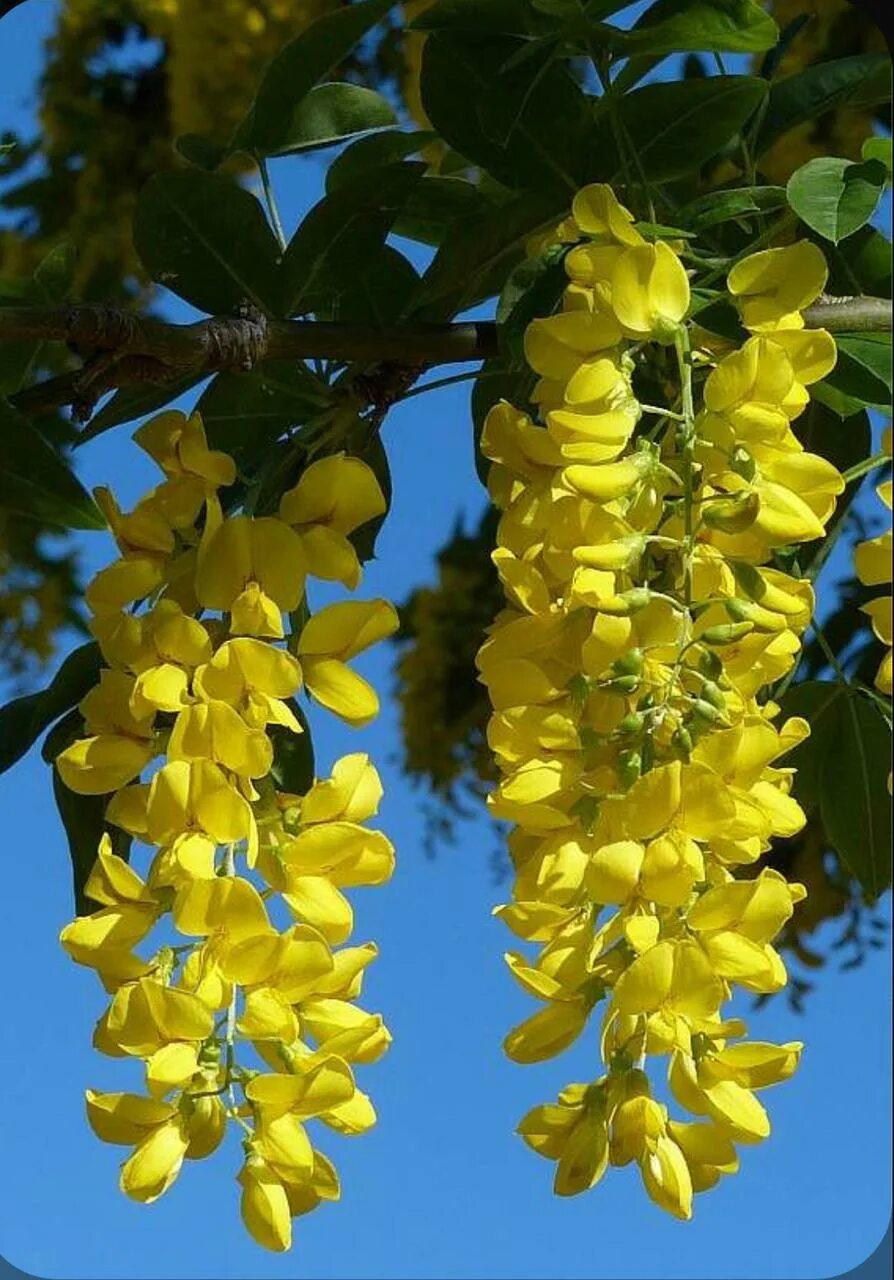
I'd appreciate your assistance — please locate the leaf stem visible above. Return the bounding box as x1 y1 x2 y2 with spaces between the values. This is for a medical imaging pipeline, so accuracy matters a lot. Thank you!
257 155 287 253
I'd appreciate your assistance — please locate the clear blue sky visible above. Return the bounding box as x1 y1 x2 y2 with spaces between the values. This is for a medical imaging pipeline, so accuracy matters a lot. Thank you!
0 4 890 1278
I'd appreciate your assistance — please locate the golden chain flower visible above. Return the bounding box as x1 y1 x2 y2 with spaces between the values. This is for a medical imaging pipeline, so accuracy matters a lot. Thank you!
479 184 843 1218
58 410 397 1252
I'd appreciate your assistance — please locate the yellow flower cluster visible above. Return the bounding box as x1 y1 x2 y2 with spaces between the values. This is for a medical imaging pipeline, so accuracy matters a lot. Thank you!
855 426 892 696
57 410 398 1251
478 185 844 1218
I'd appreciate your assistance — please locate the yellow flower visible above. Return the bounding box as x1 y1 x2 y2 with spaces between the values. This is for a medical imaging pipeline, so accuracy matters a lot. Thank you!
727 242 828 331
297 600 399 725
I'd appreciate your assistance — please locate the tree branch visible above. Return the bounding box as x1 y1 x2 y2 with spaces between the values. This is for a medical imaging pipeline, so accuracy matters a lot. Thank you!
1 294 890 421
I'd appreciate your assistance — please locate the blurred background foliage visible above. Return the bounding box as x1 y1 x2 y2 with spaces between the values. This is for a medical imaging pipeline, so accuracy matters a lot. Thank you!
0 0 890 1000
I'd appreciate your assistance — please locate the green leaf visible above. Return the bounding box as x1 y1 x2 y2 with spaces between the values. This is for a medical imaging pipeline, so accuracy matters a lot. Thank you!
862 135 893 178
327 245 421 325
828 225 892 299
786 157 887 244
32 242 76 302
420 32 592 194
270 83 396 157
173 134 229 171
0 242 77 393
0 399 104 529
780 681 892 901
281 162 425 316
411 0 540 33
325 130 436 193
393 176 493 247
757 53 892 155
677 185 787 231
790 400 870 573
133 171 283 316
497 245 567 368
76 374 206 446
237 0 397 155
818 333 892 413
197 361 331 463
415 188 564 319
52 769 132 914
620 0 778 57
0 641 102 775
602 76 768 183
268 701 315 795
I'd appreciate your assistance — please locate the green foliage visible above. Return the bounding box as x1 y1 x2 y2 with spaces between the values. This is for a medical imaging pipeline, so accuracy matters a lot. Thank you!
756 52 892 154
420 33 592 194
0 640 101 774
268 82 397 157
281 162 425 316
780 682 892 902
0 400 103 530
787 156 887 243
269 699 316 795
133 171 283 315
618 0 779 58
233 0 398 155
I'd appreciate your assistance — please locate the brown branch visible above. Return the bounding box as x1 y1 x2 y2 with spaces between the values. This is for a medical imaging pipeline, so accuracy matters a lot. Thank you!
1 295 890 421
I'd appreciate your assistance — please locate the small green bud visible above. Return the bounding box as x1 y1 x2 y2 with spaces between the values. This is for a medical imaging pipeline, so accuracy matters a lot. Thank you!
701 680 726 711
603 674 641 695
698 649 723 680
701 621 755 645
729 446 756 481
612 648 644 677
672 726 693 756
692 698 724 724
617 712 645 736
618 749 642 788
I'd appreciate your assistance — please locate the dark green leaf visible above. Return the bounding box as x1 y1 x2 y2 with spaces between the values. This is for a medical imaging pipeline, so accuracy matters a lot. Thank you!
238 0 396 155
281 162 424 316
678 185 787 230
602 75 768 183
268 701 315 796
0 399 104 529
787 157 887 244
133 171 282 315
781 681 892 901
757 53 892 155
32 242 76 302
411 0 541 33
497 245 567 367
76 374 206 446
326 129 436 193
415 188 564 319
328 245 420 326
0 641 102 775
818 333 892 413
828 225 892 299
271 83 396 157
393 176 493 246
173 133 229 171
620 0 778 57
420 32 592 194
862 135 892 178
52 769 132 914
197 361 330 463
791 400 870 574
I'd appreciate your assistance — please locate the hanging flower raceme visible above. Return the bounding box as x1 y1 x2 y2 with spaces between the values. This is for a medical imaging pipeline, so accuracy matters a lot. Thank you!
478 186 843 1219
57 415 398 1252
854 426 893 697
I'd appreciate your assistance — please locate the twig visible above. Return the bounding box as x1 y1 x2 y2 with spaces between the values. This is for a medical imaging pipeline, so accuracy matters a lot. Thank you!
1 295 889 420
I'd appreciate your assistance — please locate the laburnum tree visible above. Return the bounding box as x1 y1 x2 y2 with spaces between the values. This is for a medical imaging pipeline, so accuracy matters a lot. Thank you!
0 0 891 1252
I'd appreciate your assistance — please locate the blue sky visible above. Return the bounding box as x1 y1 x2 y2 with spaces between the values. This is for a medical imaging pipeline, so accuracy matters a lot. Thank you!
0 4 891 1278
